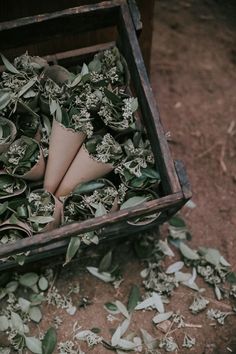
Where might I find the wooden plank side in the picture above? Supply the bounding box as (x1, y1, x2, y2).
(0, 192, 184, 258)
(0, 2, 121, 50)
(117, 3, 181, 195)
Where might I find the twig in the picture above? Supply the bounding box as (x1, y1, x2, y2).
(184, 323, 202, 328)
(219, 142, 227, 173)
(195, 140, 221, 160)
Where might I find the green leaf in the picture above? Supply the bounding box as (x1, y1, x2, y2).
(88, 59, 102, 73)
(0, 315, 9, 331)
(18, 77, 37, 98)
(49, 99, 58, 115)
(95, 202, 107, 217)
(104, 88, 122, 105)
(127, 285, 141, 312)
(5, 280, 18, 293)
(204, 248, 221, 267)
(142, 168, 160, 180)
(169, 216, 186, 228)
(120, 196, 148, 210)
(19, 273, 39, 288)
(0, 53, 20, 74)
(99, 250, 112, 272)
(153, 311, 173, 324)
(115, 300, 130, 319)
(0, 201, 8, 216)
(73, 181, 105, 195)
(65, 237, 81, 265)
(18, 297, 31, 313)
(29, 307, 42, 323)
(25, 336, 42, 354)
(86, 267, 115, 283)
(30, 293, 45, 306)
(38, 277, 49, 291)
(166, 261, 184, 274)
(130, 97, 138, 112)
(0, 90, 11, 110)
(29, 216, 54, 224)
(179, 242, 199, 260)
(81, 63, 89, 76)
(69, 73, 82, 88)
(11, 312, 24, 333)
(104, 302, 118, 312)
(42, 327, 57, 354)
(226, 272, 236, 284)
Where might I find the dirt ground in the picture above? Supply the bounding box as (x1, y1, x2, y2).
(1, 0, 236, 353)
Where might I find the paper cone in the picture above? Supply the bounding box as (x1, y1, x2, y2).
(44, 65, 71, 85)
(0, 117, 17, 153)
(44, 118, 86, 194)
(11, 140, 45, 181)
(0, 219, 32, 238)
(0, 173, 27, 200)
(32, 190, 62, 233)
(55, 146, 114, 197)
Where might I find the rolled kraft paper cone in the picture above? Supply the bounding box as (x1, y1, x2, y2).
(0, 174, 27, 200)
(55, 146, 114, 197)
(44, 119, 86, 194)
(0, 219, 32, 238)
(44, 65, 71, 85)
(13, 146, 45, 181)
(39, 195, 62, 233)
(0, 118, 17, 153)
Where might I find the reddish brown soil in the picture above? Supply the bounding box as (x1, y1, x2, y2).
(1, 1, 236, 353)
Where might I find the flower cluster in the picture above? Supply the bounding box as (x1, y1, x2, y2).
(98, 89, 138, 131)
(85, 133, 123, 165)
(70, 110, 93, 137)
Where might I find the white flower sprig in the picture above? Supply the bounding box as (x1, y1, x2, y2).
(85, 133, 123, 165)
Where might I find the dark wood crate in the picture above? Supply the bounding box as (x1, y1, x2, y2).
(0, 0, 191, 270)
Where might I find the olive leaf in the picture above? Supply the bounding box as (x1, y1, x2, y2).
(169, 216, 186, 228)
(25, 336, 42, 354)
(38, 277, 49, 291)
(226, 272, 236, 284)
(18, 297, 31, 313)
(0, 53, 20, 74)
(0, 90, 11, 110)
(28, 216, 55, 224)
(115, 300, 130, 319)
(94, 202, 107, 217)
(127, 285, 141, 312)
(104, 302, 119, 314)
(153, 311, 173, 324)
(86, 266, 115, 283)
(18, 77, 37, 98)
(69, 73, 82, 88)
(5, 280, 18, 293)
(120, 196, 148, 210)
(140, 328, 158, 351)
(179, 242, 199, 260)
(88, 59, 102, 73)
(19, 273, 39, 288)
(10, 311, 25, 333)
(65, 236, 81, 265)
(166, 261, 184, 274)
(42, 327, 57, 354)
(204, 248, 221, 267)
(111, 325, 121, 347)
(73, 181, 105, 195)
(99, 250, 112, 272)
(29, 307, 42, 323)
(0, 315, 9, 331)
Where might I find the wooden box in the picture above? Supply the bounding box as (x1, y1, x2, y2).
(0, 0, 191, 270)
